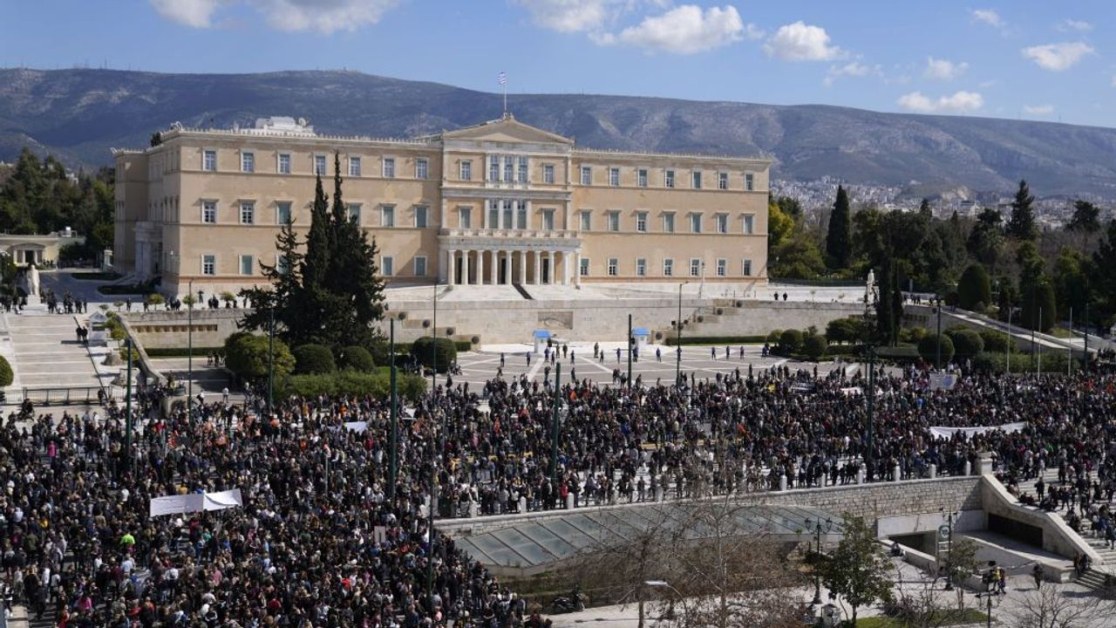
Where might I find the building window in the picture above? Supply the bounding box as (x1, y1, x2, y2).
(718, 172, 728, 190)
(665, 169, 675, 188)
(459, 206, 471, 229)
(607, 258, 618, 276)
(609, 167, 620, 187)
(488, 156, 499, 182)
(276, 202, 292, 225)
(690, 213, 702, 233)
(663, 212, 675, 233)
(460, 160, 472, 181)
(416, 158, 428, 180)
(607, 211, 620, 232)
(203, 150, 217, 172)
(347, 203, 362, 225)
(314, 155, 327, 176)
(716, 213, 728, 234)
(636, 211, 648, 232)
(637, 169, 648, 187)
(580, 166, 592, 185)
(692, 171, 702, 189)
(383, 158, 395, 178)
(503, 157, 514, 183)
(241, 152, 255, 173)
(202, 254, 216, 276)
(543, 164, 555, 184)
(415, 205, 429, 228)
(487, 200, 499, 228)
(743, 214, 755, 235)
(636, 258, 646, 276)
(690, 259, 702, 277)
(517, 157, 528, 183)
(382, 256, 394, 277)
(745, 173, 755, 191)
(743, 259, 753, 276)
(502, 200, 513, 229)
(414, 256, 427, 276)
(349, 156, 362, 177)
(240, 201, 255, 225)
(202, 200, 217, 224)
(516, 201, 527, 229)
(542, 209, 555, 231)
(663, 258, 674, 277)
(580, 258, 590, 276)
(382, 205, 395, 227)
(278, 153, 291, 174)
(277, 254, 291, 275)
(579, 210, 592, 231)
(240, 255, 254, 276)
(716, 258, 727, 277)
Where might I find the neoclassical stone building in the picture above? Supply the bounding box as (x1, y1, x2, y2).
(113, 115, 770, 298)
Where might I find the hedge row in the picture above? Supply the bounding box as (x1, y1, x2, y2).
(0, 355, 12, 387)
(144, 347, 224, 358)
(278, 369, 427, 402)
(663, 335, 769, 346)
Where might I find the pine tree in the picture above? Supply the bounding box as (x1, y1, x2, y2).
(1006, 179, 1038, 241)
(238, 217, 304, 337)
(826, 185, 851, 270)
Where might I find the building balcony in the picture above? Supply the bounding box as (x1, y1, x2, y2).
(439, 228, 578, 239)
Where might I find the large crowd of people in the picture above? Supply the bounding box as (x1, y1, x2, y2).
(2, 357, 1116, 626)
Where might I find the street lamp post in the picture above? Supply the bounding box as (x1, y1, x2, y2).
(863, 271, 878, 481)
(389, 318, 398, 501)
(942, 510, 957, 591)
(675, 282, 687, 387)
(935, 296, 943, 371)
(267, 303, 274, 417)
(627, 313, 633, 388)
(806, 517, 834, 605)
(124, 336, 133, 471)
(187, 278, 194, 418)
(551, 362, 562, 487)
(1005, 304, 1013, 375)
(431, 282, 438, 392)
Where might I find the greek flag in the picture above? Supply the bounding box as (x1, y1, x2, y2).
(497, 71, 507, 86)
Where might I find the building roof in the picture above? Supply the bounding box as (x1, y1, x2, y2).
(438, 114, 574, 146)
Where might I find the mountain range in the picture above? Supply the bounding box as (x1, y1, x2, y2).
(2, 68, 1115, 200)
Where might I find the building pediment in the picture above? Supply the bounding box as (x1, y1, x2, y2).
(440, 115, 573, 146)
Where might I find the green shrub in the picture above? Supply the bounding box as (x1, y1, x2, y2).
(778, 329, 803, 355)
(825, 317, 862, 344)
(338, 345, 375, 371)
(803, 334, 828, 361)
(280, 369, 427, 402)
(917, 334, 954, 365)
(145, 293, 165, 307)
(957, 264, 992, 310)
(411, 337, 457, 373)
(293, 344, 336, 374)
(225, 333, 294, 382)
(766, 329, 783, 344)
(979, 330, 1010, 353)
(0, 355, 12, 387)
(946, 329, 984, 360)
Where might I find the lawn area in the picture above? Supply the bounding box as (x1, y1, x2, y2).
(70, 271, 122, 281)
(853, 608, 986, 627)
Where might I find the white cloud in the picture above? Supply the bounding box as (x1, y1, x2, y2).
(513, 0, 617, 33)
(897, 90, 984, 114)
(971, 9, 1003, 28)
(743, 23, 765, 41)
(924, 57, 968, 81)
(150, 0, 223, 28)
(611, 5, 745, 54)
(1059, 19, 1092, 32)
(148, 0, 400, 33)
(1021, 42, 1094, 71)
(763, 21, 843, 62)
(1022, 104, 1054, 116)
(823, 62, 880, 86)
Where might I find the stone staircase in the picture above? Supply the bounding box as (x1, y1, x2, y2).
(1017, 467, 1116, 589)
(4, 307, 118, 407)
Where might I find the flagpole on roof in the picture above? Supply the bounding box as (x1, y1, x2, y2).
(499, 71, 508, 117)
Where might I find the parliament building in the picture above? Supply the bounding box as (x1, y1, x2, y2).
(113, 115, 770, 298)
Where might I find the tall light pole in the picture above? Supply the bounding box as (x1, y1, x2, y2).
(675, 282, 687, 387)
(864, 271, 878, 481)
(550, 362, 562, 487)
(389, 318, 398, 501)
(1005, 303, 1012, 375)
(187, 278, 194, 417)
(935, 296, 943, 371)
(124, 336, 133, 471)
(806, 517, 834, 605)
(267, 303, 274, 417)
(627, 313, 633, 388)
(431, 282, 438, 392)
(942, 510, 957, 591)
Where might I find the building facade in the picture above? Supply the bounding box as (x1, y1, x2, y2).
(114, 115, 771, 298)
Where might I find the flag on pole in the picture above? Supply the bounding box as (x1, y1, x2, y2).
(497, 71, 507, 86)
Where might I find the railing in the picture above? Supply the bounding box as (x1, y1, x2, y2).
(21, 386, 104, 406)
(439, 228, 579, 239)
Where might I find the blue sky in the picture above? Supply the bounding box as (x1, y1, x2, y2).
(3, 1, 1114, 128)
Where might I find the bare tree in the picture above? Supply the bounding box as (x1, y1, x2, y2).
(1007, 586, 1111, 628)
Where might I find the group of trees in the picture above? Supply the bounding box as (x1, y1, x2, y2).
(0, 148, 115, 262)
(776, 179, 1116, 337)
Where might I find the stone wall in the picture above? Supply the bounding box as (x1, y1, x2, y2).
(126, 309, 241, 349)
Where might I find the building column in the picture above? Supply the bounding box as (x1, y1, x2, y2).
(534, 252, 542, 286)
(446, 249, 456, 285)
(574, 251, 581, 287)
(562, 252, 570, 286)
(462, 250, 471, 285)
(548, 251, 556, 285)
(518, 250, 526, 284)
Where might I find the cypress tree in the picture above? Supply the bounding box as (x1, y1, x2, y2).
(826, 185, 852, 270)
(1006, 179, 1038, 241)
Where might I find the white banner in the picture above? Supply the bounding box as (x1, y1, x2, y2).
(929, 422, 1025, 440)
(343, 421, 368, 433)
(929, 372, 959, 391)
(149, 489, 243, 517)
